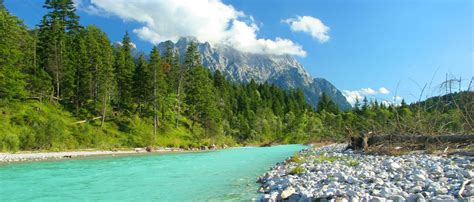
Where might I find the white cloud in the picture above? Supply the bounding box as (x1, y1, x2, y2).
(115, 41, 137, 50)
(80, 0, 306, 57)
(379, 87, 390, 94)
(283, 16, 330, 43)
(381, 100, 391, 106)
(342, 87, 393, 106)
(361, 88, 376, 95)
(342, 90, 364, 106)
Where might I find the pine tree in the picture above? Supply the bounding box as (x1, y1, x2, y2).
(317, 92, 339, 114)
(184, 42, 200, 69)
(115, 32, 135, 111)
(132, 54, 150, 114)
(37, 0, 81, 101)
(93, 27, 115, 127)
(183, 43, 220, 134)
(0, 6, 29, 99)
(149, 46, 166, 140)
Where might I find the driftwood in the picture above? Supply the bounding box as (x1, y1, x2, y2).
(350, 133, 474, 151)
(75, 116, 103, 124)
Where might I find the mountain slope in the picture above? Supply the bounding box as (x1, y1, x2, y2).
(158, 37, 351, 110)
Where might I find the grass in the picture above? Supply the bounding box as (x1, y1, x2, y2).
(0, 100, 238, 152)
(312, 153, 360, 167)
(313, 153, 344, 163)
(346, 159, 360, 167)
(289, 166, 305, 175)
(288, 153, 304, 164)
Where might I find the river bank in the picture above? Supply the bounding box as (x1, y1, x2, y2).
(0, 145, 227, 163)
(257, 144, 474, 202)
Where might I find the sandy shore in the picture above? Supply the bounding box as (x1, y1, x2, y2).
(0, 147, 209, 163)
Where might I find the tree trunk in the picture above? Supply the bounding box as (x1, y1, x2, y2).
(153, 62, 157, 143)
(175, 69, 184, 128)
(100, 93, 107, 128)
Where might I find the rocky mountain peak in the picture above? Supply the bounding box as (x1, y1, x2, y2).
(158, 37, 351, 110)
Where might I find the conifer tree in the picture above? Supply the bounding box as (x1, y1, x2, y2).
(115, 32, 135, 111)
(0, 6, 29, 99)
(37, 0, 81, 101)
(317, 92, 339, 114)
(149, 47, 166, 139)
(132, 54, 150, 114)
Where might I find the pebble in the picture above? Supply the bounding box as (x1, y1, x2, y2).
(257, 144, 473, 202)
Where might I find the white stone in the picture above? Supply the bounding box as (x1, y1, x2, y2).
(409, 186, 423, 193)
(281, 187, 296, 199)
(388, 162, 402, 170)
(370, 196, 386, 202)
(431, 195, 456, 202)
(462, 170, 474, 178)
(413, 174, 426, 181)
(389, 195, 405, 202)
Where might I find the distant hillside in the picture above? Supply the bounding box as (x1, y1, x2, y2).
(410, 91, 474, 113)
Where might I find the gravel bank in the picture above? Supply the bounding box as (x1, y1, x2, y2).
(0, 146, 218, 163)
(257, 144, 474, 202)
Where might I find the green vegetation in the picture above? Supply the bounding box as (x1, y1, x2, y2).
(313, 153, 343, 164)
(0, 1, 472, 152)
(289, 166, 305, 175)
(311, 153, 359, 167)
(288, 154, 304, 164)
(347, 159, 359, 167)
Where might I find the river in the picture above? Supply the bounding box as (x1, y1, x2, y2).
(0, 145, 305, 201)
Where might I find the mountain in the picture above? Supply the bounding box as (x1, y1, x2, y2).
(157, 37, 352, 110)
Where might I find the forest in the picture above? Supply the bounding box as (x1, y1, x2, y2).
(0, 0, 472, 152)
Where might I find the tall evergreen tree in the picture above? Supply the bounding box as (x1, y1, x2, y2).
(132, 54, 150, 114)
(149, 47, 166, 139)
(183, 43, 220, 134)
(115, 32, 135, 111)
(37, 0, 81, 101)
(317, 92, 339, 114)
(0, 6, 29, 99)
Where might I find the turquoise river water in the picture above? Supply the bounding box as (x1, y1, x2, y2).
(0, 145, 306, 201)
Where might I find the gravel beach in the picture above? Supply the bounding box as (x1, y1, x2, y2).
(0, 147, 205, 163)
(257, 144, 474, 202)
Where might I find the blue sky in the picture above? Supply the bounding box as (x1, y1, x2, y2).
(5, 0, 473, 104)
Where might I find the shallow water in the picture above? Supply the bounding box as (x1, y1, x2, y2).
(0, 145, 306, 201)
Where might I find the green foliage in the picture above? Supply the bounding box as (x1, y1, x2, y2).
(288, 154, 304, 164)
(289, 166, 305, 175)
(313, 154, 344, 164)
(0, 1, 470, 152)
(115, 32, 136, 111)
(347, 159, 359, 167)
(0, 7, 28, 99)
(317, 92, 339, 114)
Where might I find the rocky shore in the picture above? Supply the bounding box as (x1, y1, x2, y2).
(0, 144, 226, 163)
(257, 144, 474, 202)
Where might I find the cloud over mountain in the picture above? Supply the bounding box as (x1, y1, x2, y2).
(283, 16, 330, 43)
(343, 87, 395, 106)
(78, 0, 307, 57)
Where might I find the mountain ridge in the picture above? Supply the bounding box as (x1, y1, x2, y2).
(157, 37, 351, 110)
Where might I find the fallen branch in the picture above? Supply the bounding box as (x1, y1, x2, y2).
(75, 116, 103, 124)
